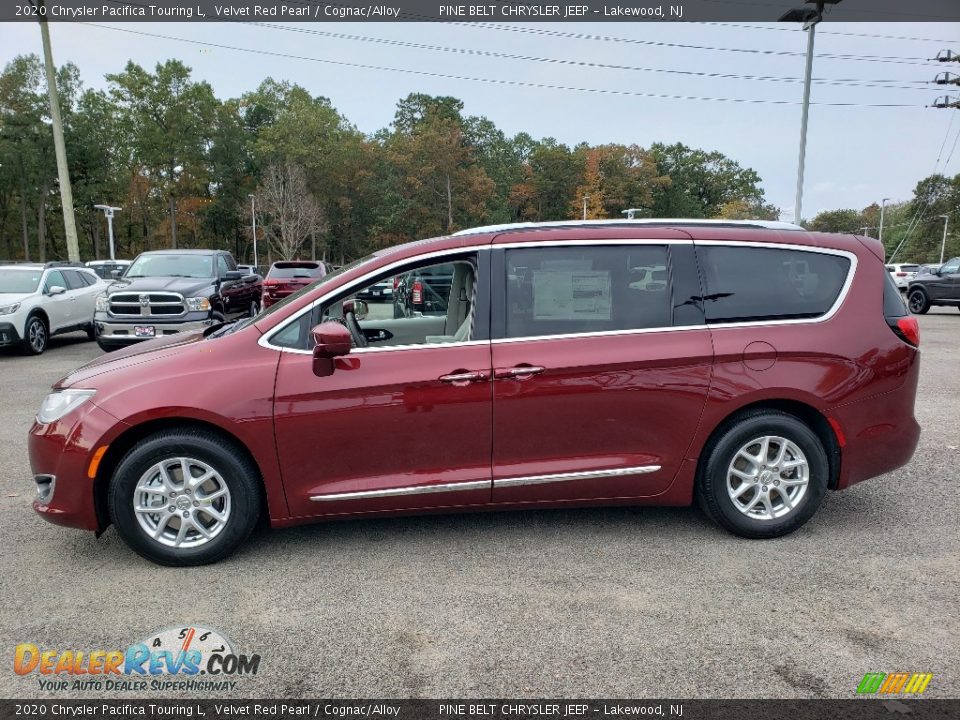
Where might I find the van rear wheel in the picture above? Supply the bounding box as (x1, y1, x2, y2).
(108, 429, 261, 566)
(697, 411, 828, 539)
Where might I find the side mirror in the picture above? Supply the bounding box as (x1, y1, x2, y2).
(343, 298, 368, 321)
(47, 285, 66, 296)
(224, 270, 245, 281)
(311, 321, 352, 377)
(110, 268, 122, 278)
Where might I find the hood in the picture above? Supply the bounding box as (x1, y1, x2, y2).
(54, 330, 209, 389)
(108, 276, 215, 297)
(0, 292, 31, 306)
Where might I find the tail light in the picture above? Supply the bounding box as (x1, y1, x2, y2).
(889, 316, 920, 347)
(896, 272, 907, 277)
(412, 280, 423, 304)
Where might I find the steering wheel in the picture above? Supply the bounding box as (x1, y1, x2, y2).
(343, 308, 368, 348)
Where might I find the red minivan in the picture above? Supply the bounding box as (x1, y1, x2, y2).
(28, 220, 921, 565)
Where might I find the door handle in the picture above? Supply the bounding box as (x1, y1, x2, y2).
(439, 370, 489, 384)
(494, 365, 546, 380)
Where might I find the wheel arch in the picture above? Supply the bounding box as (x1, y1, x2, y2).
(696, 398, 842, 492)
(93, 417, 270, 532)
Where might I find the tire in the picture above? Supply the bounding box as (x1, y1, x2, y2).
(21, 313, 48, 355)
(86, 324, 96, 341)
(249, 300, 259, 318)
(908, 289, 930, 315)
(108, 429, 262, 566)
(697, 410, 828, 539)
(96, 339, 121, 353)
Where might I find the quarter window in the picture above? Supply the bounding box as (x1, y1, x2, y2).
(504, 245, 672, 339)
(697, 246, 851, 323)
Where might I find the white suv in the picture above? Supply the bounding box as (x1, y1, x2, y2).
(0, 263, 108, 355)
(885, 263, 920, 290)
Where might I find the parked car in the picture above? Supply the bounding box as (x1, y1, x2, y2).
(0, 262, 106, 355)
(29, 219, 921, 565)
(906, 256, 960, 314)
(261, 261, 326, 309)
(884, 263, 920, 290)
(85, 260, 131, 280)
(237, 264, 262, 277)
(356, 278, 392, 303)
(92, 249, 262, 352)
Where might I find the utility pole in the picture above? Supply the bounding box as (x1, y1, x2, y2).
(582, 195, 590, 221)
(878, 198, 890, 247)
(94, 205, 120, 261)
(939, 214, 950, 264)
(248, 194, 258, 268)
(779, 0, 842, 226)
(35, 0, 80, 263)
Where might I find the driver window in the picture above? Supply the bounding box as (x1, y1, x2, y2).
(217, 255, 230, 278)
(321, 258, 477, 349)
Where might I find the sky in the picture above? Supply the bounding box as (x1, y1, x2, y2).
(2, 19, 959, 222)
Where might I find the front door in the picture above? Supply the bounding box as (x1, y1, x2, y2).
(42, 270, 72, 332)
(272, 252, 494, 518)
(490, 242, 713, 503)
(934, 257, 960, 300)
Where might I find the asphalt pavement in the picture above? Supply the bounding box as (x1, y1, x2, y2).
(0, 309, 957, 699)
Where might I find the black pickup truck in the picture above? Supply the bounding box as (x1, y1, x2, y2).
(392, 263, 455, 318)
(93, 249, 262, 351)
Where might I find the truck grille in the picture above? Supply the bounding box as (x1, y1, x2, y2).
(109, 292, 185, 317)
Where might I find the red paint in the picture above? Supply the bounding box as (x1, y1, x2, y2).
(29, 224, 921, 534)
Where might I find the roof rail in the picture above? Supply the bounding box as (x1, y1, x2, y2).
(43, 261, 85, 268)
(452, 218, 804, 236)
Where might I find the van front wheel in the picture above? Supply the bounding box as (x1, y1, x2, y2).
(697, 411, 828, 539)
(108, 429, 261, 566)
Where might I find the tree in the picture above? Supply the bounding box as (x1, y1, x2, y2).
(571, 143, 668, 219)
(257, 161, 325, 261)
(106, 60, 218, 248)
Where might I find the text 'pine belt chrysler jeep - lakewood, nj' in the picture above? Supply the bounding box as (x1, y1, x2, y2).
(93, 249, 262, 352)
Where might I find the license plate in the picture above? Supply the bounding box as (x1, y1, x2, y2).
(134, 326, 155, 338)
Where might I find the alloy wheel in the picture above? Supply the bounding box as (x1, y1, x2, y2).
(726, 436, 809, 521)
(133, 457, 232, 548)
(28, 319, 46, 353)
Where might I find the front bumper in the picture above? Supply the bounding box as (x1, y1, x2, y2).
(30, 402, 129, 531)
(0, 321, 23, 347)
(95, 314, 215, 343)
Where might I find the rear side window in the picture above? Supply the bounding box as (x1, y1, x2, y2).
(697, 246, 851, 323)
(504, 245, 672, 339)
(883, 268, 907, 318)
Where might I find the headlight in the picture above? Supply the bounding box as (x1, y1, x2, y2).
(186, 297, 211, 312)
(0, 302, 20, 315)
(37, 390, 96, 425)
(95, 295, 109, 312)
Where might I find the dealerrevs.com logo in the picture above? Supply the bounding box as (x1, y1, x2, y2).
(856, 672, 933, 695)
(14, 626, 260, 692)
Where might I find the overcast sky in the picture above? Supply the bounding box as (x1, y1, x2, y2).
(2, 19, 958, 221)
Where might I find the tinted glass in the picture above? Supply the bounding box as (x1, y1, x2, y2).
(267, 264, 324, 280)
(44, 270, 66, 292)
(941, 258, 960, 275)
(697, 246, 851, 323)
(505, 245, 671, 339)
(217, 255, 230, 277)
(901, 265, 920, 272)
(882, 268, 907, 318)
(61, 270, 85, 290)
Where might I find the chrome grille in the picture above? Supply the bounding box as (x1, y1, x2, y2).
(108, 292, 185, 317)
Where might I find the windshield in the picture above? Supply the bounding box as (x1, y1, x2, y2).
(126, 254, 214, 279)
(256, 255, 375, 321)
(0, 268, 43, 294)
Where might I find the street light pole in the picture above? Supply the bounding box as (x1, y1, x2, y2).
(94, 205, 120, 261)
(248, 194, 258, 268)
(939, 214, 950, 264)
(878, 197, 890, 247)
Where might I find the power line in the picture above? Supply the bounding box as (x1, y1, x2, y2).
(78, 23, 923, 109)
(250, 22, 931, 92)
(695, 22, 959, 44)
(457, 22, 939, 66)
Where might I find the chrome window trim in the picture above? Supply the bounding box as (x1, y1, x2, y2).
(309, 465, 661, 501)
(494, 465, 661, 489)
(259, 238, 858, 353)
(311, 479, 490, 502)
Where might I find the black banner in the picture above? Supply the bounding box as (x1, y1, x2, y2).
(2, 701, 960, 720)
(3, 0, 960, 23)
